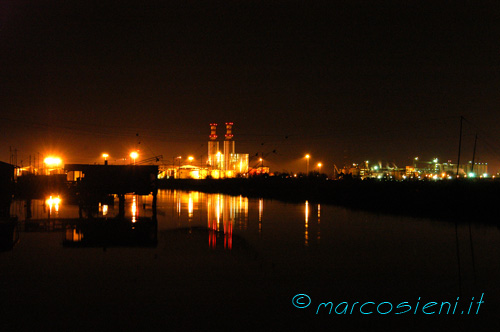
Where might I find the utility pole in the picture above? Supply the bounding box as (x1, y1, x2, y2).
(471, 133, 478, 175)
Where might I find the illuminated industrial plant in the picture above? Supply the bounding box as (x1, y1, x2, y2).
(159, 123, 249, 179)
(206, 122, 249, 178)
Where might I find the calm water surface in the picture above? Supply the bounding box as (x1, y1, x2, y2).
(1, 189, 499, 331)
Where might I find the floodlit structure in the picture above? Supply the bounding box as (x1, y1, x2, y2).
(158, 123, 249, 179)
(206, 122, 249, 178)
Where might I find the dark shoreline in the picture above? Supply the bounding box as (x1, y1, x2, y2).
(158, 177, 500, 225)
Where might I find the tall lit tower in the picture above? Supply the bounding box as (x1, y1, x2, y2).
(208, 123, 219, 169)
(224, 122, 235, 171)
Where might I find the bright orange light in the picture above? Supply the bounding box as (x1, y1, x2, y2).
(131, 196, 137, 223)
(130, 152, 138, 159)
(44, 157, 62, 166)
(46, 195, 61, 205)
(188, 156, 194, 162)
(318, 163, 322, 167)
(46, 195, 61, 213)
(102, 153, 109, 159)
(305, 154, 310, 159)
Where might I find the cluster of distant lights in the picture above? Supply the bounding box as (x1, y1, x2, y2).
(37, 153, 496, 181)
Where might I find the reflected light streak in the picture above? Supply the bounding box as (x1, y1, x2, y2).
(131, 195, 137, 223)
(258, 198, 263, 234)
(188, 193, 194, 219)
(46, 195, 61, 214)
(317, 204, 321, 242)
(216, 194, 221, 229)
(305, 200, 309, 246)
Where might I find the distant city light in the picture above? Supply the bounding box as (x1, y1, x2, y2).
(468, 172, 475, 178)
(433, 158, 438, 163)
(102, 153, 109, 160)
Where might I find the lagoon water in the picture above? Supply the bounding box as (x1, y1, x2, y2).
(1, 190, 499, 331)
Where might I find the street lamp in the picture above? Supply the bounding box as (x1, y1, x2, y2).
(259, 158, 263, 168)
(102, 153, 109, 165)
(130, 151, 138, 165)
(305, 154, 310, 174)
(44, 156, 62, 175)
(317, 162, 322, 174)
(188, 156, 194, 164)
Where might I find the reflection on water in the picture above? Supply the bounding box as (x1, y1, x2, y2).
(317, 203, 321, 243)
(131, 195, 137, 223)
(205, 193, 247, 250)
(159, 190, 249, 251)
(304, 200, 309, 246)
(258, 198, 263, 234)
(63, 217, 157, 248)
(45, 195, 61, 215)
(2, 189, 500, 330)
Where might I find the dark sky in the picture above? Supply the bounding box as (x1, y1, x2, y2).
(2, 0, 500, 172)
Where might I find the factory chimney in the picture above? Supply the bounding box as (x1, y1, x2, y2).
(208, 123, 219, 169)
(224, 122, 235, 172)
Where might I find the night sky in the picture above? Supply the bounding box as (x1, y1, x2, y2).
(2, 0, 500, 172)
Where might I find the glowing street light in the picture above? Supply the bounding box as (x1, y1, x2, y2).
(44, 156, 62, 175)
(102, 153, 109, 165)
(44, 157, 61, 166)
(130, 151, 139, 165)
(305, 154, 310, 174)
(188, 156, 194, 163)
(317, 162, 322, 173)
(259, 157, 263, 168)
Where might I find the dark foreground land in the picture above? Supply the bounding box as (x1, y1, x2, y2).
(159, 177, 500, 223)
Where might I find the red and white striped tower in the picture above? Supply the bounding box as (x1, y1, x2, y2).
(208, 123, 219, 169)
(224, 122, 235, 172)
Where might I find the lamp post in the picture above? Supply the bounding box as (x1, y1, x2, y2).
(317, 162, 322, 174)
(305, 154, 310, 174)
(102, 153, 109, 165)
